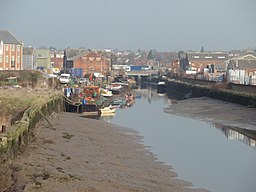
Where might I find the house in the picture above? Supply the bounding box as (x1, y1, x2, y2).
(35, 48, 51, 71)
(67, 51, 110, 76)
(227, 54, 256, 85)
(227, 54, 256, 72)
(169, 59, 180, 75)
(187, 52, 228, 72)
(63, 48, 88, 71)
(50, 50, 64, 69)
(0, 30, 23, 70)
(23, 47, 36, 70)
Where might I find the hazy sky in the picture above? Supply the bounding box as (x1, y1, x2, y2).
(1, 0, 255, 51)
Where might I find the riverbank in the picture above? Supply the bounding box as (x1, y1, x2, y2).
(0, 112, 207, 192)
(0, 88, 61, 128)
(164, 97, 256, 131)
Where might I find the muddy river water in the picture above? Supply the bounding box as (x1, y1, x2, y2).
(101, 88, 256, 192)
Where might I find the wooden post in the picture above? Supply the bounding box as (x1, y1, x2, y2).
(2, 125, 7, 133)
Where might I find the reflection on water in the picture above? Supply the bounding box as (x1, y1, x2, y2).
(100, 113, 116, 123)
(103, 86, 256, 192)
(214, 123, 256, 149)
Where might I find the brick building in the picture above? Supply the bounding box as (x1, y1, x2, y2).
(187, 52, 228, 72)
(0, 30, 23, 70)
(68, 51, 110, 76)
(50, 50, 64, 69)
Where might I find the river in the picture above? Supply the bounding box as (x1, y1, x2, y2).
(100, 87, 256, 192)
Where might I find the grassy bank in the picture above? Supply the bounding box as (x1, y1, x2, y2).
(0, 89, 61, 127)
(0, 89, 63, 161)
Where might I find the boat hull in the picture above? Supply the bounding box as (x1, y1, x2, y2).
(80, 104, 100, 117)
(157, 82, 167, 93)
(100, 107, 116, 114)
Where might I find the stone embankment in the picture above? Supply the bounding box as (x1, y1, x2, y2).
(167, 78, 256, 107)
(0, 94, 63, 162)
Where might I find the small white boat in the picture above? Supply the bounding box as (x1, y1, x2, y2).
(101, 88, 113, 97)
(157, 81, 166, 86)
(109, 103, 120, 109)
(157, 93, 165, 97)
(100, 106, 116, 114)
(102, 91, 113, 97)
(157, 81, 167, 93)
(100, 113, 116, 117)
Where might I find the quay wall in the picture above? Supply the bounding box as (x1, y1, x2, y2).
(167, 80, 256, 107)
(0, 95, 63, 162)
(172, 77, 256, 94)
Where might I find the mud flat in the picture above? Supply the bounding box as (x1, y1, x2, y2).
(0, 112, 207, 192)
(164, 97, 256, 131)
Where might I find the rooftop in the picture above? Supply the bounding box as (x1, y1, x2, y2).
(0, 30, 22, 45)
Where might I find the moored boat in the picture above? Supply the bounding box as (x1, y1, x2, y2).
(100, 88, 113, 97)
(80, 104, 101, 117)
(100, 106, 116, 114)
(109, 103, 121, 109)
(157, 81, 167, 93)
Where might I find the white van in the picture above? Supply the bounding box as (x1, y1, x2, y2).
(59, 73, 71, 84)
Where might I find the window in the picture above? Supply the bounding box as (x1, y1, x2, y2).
(11, 45, 15, 51)
(11, 56, 15, 67)
(205, 56, 212, 59)
(56, 54, 62, 58)
(5, 45, 8, 51)
(5, 55, 8, 63)
(11, 62, 15, 68)
(0, 43, 2, 53)
(0, 55, 2, 63)
(193, 56, 199, 59)
(17, 55, 20, 63)
(17, 45, 20, 52)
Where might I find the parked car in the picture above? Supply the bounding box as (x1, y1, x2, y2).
(59, 73, 71, 84)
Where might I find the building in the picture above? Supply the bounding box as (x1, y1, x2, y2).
(65, 48, 87, 59)
(169, 59, 180, 75)
(227, 54, 256, 85)
(227, 54, 256, 71)
(67, 51, 110, 76)
(23, 47, 36, 70)
(187, 52, 228, 72)
(50, 50, 64, 69)
(35, 48, 51, 70)
(0, 30, 23, 70)
(63, 48, 88, 72)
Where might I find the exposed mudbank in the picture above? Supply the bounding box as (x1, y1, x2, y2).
(0, 112, 207, 192)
